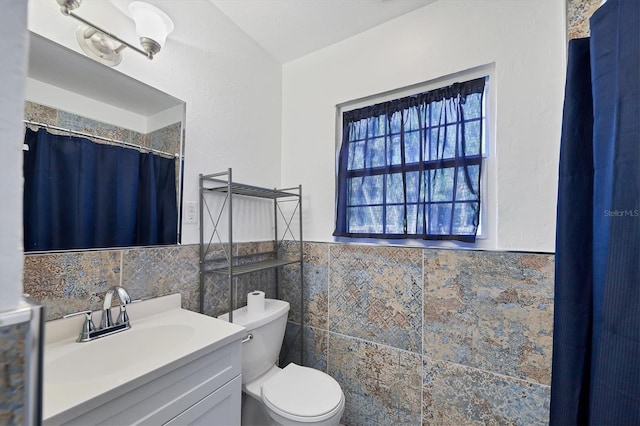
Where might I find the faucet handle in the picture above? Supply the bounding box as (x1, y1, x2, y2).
(63, 310, 96, 341)
(63, 309, 93, 320)
(116, 304, 129, 325)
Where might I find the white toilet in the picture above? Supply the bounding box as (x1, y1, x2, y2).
(219, 299, 345, 426)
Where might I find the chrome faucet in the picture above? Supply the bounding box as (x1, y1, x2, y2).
(100, 285, 132, 329)
(64, 285, 134, 342)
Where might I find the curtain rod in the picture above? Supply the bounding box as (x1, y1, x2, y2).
(23, 119, 180, 160)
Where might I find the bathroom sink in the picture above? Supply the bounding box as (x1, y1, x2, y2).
(45, 324, 195, 384)
(43, 294, 246, 423)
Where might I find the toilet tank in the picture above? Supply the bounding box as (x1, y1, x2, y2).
(218, 299, 289, 383)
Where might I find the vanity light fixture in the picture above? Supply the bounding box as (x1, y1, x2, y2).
(56, 0, 174, 66)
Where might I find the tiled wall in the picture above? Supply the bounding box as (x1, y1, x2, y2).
(0, 322, 28, 425)
(24, 245, 200, 321)
(279, 243, 554, 425)
(567, 0, 604, 39)
(24, 101, 182, 157)
(23, 241, 553, 426)
(22, 242, 279, 322)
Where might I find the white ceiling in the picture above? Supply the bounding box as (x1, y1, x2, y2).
(210, 0, 436, 63)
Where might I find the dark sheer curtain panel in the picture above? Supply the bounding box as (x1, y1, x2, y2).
(334, 77, 485, 242)
(23, 128, 178, 251)
(550, 0, 640, 424)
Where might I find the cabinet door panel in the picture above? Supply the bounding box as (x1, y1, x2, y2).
(165, 376, 241, 426)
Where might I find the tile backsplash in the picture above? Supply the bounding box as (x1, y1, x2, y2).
(23, 242, 277, 321)
(23, 245, 200, 320)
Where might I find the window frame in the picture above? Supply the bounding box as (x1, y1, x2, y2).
(334, 65, 496, 248)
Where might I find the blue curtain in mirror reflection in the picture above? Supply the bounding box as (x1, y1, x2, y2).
(23, 128, 178, 251)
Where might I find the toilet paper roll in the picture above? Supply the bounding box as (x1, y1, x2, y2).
(247, 290, 265, 317)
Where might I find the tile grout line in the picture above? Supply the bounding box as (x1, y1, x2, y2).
(422, 351, 552, 388)
(327, 330, 422, 358)
(326, 243, 332, 374)
(119, 250, 124, 286)
(421, 248, 425, 426)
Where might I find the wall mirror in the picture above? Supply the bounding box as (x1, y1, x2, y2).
(24, 31, 186, 252)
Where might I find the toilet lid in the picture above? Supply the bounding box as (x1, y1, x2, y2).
(261, 363, 343, 421)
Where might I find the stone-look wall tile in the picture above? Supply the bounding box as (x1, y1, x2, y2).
(279, 242, 329, 330)
(280, 324, 327, 372)
(423, 250, 554, 385)
(235, 267, 277, 308)
(237, 241, 275, 256)
(24, 251, 121, 320)
(23, 102, 184, 158)
(202, 242, 277, 318)
(236, 243, 277, 308)
(0, 322, 28, 426)
(567, 0, 603, 39)
(278, 263, 303, 323)
(121, 245, 199, 312)
(24, 101, 57, 124)
(329, 245, 422, 352)
(202, 272, 230, 318)
(57, 111, 131, 146)
(201, 243, 234, 317)
(148, 122, 182, 155)
(328, 333, 422, 426)
(423, 356, 550, 426)
(130, 131, 150, 149)
(206, 270, 276, 319)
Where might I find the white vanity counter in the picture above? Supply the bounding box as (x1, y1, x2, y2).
(43, 294, 245, 425)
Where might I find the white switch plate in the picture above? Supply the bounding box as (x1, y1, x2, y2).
(184, 201, 198, 224)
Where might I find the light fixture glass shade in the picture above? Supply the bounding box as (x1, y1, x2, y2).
(128, 2, 174, 52)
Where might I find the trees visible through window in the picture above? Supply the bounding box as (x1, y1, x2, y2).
(334, 77, 487, 243)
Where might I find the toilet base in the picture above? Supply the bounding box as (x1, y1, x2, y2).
(242, 392, 275, 426)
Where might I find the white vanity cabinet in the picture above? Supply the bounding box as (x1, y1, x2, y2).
(58, 341, 241, 425)
(43, 294, 246, 426)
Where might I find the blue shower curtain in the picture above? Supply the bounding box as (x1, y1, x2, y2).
(550, 0, 640, 424)
(23, 127, 178, 251)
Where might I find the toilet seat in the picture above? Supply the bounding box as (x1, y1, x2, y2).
(261, 363, 344, 422)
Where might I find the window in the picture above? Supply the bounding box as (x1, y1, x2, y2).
(334, 77, 487, 243)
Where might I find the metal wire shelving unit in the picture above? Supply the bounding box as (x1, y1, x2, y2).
(199, 168, 303, 364)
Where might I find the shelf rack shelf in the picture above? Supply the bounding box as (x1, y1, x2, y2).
(199, 168, 303, 364)
(204, 258, 302, 276)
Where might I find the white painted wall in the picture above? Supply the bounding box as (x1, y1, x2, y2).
(281, 0, 566, 252)
(24, 0, 564, 253)
(0, 0, 28, 313)
(28, 0, 283, 244)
